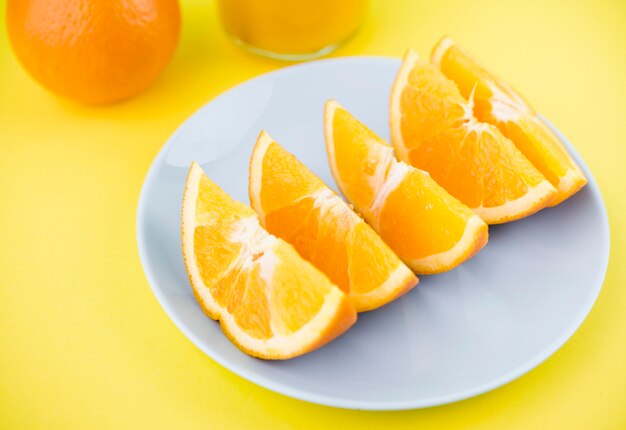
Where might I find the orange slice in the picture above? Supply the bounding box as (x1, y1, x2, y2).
(249, 132, 418, 312)
(182, 162, 356, 359)
(325, 100, 488, 274)
(390, 49, 557, 224)
(431, 37, 587, 206)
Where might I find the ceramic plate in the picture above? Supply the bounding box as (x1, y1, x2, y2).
(136, 57, 609, 410)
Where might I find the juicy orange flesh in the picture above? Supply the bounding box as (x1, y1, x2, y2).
(502, 116, 573, 184)
(330, 105, 477, 259)
(398, 60, 546, 209)
(435, 42, 585, 192)
(408, 124, 544, 208)
(346, 223, 401, 293)
(379, 170, 470, 258)
(258, 141, 404, 296)
(260, 142, 321, 214)
(269, 243, 331, 336)
(332, 108, 388, 210)
(400, 65, 468, 143)
(435, 44, 530, 121)
(221, 264, 272, 340)
(194, 226, 242, 297)
(192, 173, 332, 339)
(197, 174, 256, 223)
(265, 197, 352, 293)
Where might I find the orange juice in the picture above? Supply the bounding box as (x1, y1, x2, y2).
(218, 0, 368, 60)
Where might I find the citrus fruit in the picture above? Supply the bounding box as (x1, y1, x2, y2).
(325, 100, 488, 274)
(390, 49, 557, 224)
(431, 37, 587, 206)
(249, 131, 418, 312)
(182, 162, 356, 359)
(7, 0, 180, 104)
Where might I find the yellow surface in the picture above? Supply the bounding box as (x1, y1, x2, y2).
(1, 0, 625, 428)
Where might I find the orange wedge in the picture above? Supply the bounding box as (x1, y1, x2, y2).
(390, 49, 557, 224)
(182, 162, 356, 359)
(431, 37, 587, 206)
(249, 132, 418, 312)
(325, 100, 488, 274)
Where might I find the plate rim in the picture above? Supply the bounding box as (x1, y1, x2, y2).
(136, 56, 610, 410)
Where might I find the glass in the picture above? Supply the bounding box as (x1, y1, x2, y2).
(218, 0, 369, 61)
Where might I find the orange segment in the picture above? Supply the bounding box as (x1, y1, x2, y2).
(249, 132, 417, 312)
(431, 37, 587, 205)
(390, 49, 557, 224)
(182, 162, 356, 359)
(325, 100, 488, 274)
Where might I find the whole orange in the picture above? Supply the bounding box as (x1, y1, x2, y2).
(6, 0, 180, 104)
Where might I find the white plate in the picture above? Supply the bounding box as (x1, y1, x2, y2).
(136, 57, 609, 410)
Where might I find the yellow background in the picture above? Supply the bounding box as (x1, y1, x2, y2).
(1, 0, 625, 428)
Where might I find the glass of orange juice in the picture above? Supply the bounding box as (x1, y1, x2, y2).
(217, 0, 369, 61)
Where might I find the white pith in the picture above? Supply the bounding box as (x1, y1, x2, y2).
(430, 36, 454, 67)
(251, 132, 417, 310)
(226, 216, 278, 281)
(367, 158, 411, 229)
(183, 162, 354, 359)
(557, 168, 585, 195)
(432, 36, 531, 119)
(326, 102, 488, 274)
(391, 47, 559, 224)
